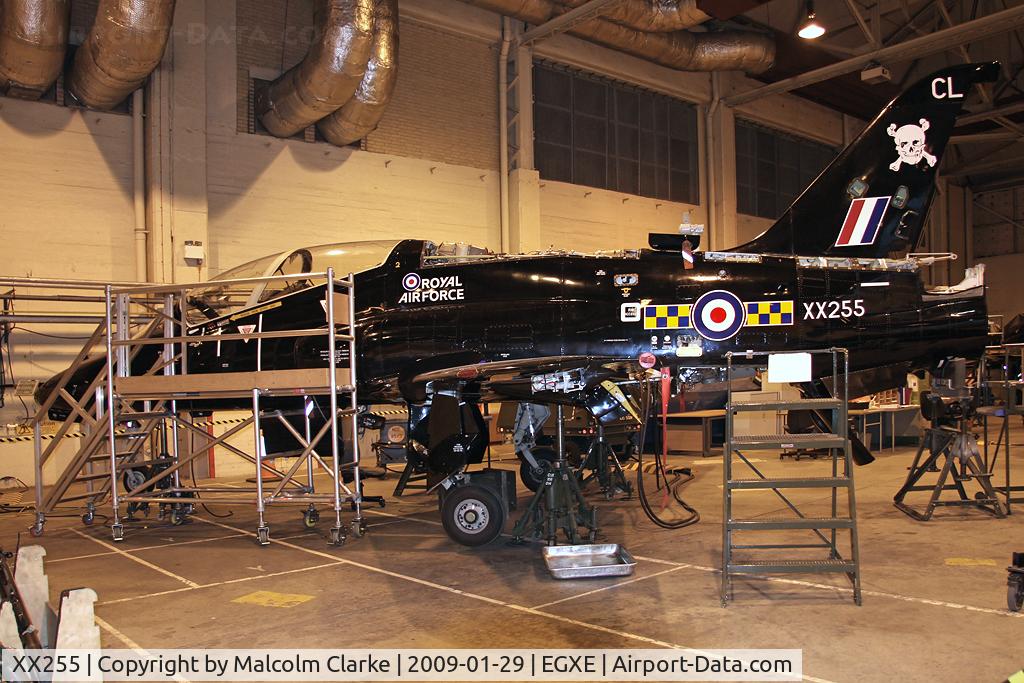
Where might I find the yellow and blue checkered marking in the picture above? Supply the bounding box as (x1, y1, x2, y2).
(642, 300, 795, 330)
(745, 300, 794, 327)
(644, 304, 692, 330)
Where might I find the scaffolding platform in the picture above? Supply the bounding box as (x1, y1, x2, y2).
(20, 269, 365, 546)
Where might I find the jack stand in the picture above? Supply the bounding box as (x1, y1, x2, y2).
(578, 425, 632, 500)
(511, 405, 598, 545)
(894, 425, 1006, 521)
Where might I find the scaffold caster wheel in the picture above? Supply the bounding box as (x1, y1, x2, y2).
(1009, 576, 1024, 612)
(329, 527, 346, 547)
(170, 509, 187, 526)
(351, 519, 365, 538)
(82, 511, 95, 526)
(111, 524, 124, 542)
(256, 526, 270, 546)
(303, 508, 320, 529)
(29, 522, 44, 538)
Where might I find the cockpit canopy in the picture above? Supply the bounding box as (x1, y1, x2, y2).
(186, 240, 401, 325)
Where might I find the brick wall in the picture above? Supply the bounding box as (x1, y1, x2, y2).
(235, 0, 314, 133)
(69, 0, 100, 43)
(233, 2, 498, 170)
(365, 19, 498, 171)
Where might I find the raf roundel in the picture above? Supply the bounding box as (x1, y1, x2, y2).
(691, 289, 745, 342)
(402, 273, 422, 292)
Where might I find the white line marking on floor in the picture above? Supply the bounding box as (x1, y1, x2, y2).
(531, 566, 686, 609)
(272, 532, 317, 541)
(192, 516, 834, 683)
(365, 508, 442, 526)
(631, 554, 1024, 619)
(95, 614, 143, 649)
(48, 533, 246, 564)
(94, 616, 191, 683)
(359, 505, 1024, 622)
(365, 518, 411, 529)
(71, 528, 200, 588)
(97, 561, 346, 606)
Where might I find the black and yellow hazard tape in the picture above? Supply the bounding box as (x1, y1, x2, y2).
(620, 461, 692, 475)
(372, 409, 408, 417)
(0, 434, 42, 444)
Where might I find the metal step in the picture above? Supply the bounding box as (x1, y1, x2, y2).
(84, 451, 138, 461)
(115, 411, 168, 421)
(72, 473, 114, 483)
(727, 559, 857, 574)
(728, 476, 851, 490)
(731, 398, 841, 412)
(728, 516, 855, 531)
(731, 433, 846, 450)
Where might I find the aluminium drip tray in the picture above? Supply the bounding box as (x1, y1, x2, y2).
(542, 544, 636, 580)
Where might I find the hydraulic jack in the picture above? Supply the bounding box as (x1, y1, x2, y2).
(894, 425, 1006, 521)
(511, 405, 598, 545)
(577, 424, 632, 500)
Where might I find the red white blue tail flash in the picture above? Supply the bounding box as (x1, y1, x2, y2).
(835, 196, 891, 247)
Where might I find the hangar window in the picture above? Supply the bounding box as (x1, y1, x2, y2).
(973, 187, 1024, 258)
(533, 61, 699, 204)
(735, 120, 836, 219)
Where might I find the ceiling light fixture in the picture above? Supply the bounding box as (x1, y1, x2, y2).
(798, 0, 826, 40)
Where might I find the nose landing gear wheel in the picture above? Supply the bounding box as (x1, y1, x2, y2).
(519, 447, 556, 492)
(441, 485, 505, 547)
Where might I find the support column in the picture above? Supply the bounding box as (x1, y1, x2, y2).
(508, 43, 534, 173)
(505, 33, 540, 253)
(509, 168, 542, 253)
(709, 100, 737, 251)
(146, 0, 210, 283)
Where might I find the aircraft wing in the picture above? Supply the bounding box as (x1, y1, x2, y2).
(411, 355, 633, 388)
(409, 355, 642, 419)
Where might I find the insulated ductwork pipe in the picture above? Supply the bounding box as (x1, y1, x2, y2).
(0, 0, 70, 99)
(67, 0, 177, 110)
(318, 0, 398, 147)
(461, 0, 774, 73)
(257, 0, 375, 139)
(575, 15, 775, 73)
(567, 0, 710, 33)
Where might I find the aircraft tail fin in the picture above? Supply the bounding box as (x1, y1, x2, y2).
(731, 63, 999, 258)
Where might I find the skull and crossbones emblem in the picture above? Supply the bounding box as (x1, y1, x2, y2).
(887, 118, 936, 172)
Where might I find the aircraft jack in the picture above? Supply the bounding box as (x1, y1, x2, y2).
(577, 424, 632, 500)
(511, 406, 598, 545)
(894, 426, 1006, 521)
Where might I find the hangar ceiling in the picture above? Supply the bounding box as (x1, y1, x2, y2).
(737, 0, 1024, 191)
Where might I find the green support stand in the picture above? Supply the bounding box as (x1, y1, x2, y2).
(511, 405, 598, 545)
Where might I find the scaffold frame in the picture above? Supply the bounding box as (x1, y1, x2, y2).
(15, 269, 364, 546)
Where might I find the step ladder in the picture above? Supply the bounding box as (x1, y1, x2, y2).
(979, 342, 1024, 512)
(721, 348, 862, 606)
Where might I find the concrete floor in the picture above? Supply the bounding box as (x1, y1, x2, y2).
(3, 429, 1024, 683)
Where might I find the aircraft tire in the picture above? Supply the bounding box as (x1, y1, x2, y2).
(519, 447, 556, 492)
(441, 484, 505, 547)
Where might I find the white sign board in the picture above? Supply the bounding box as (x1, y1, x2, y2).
(767, 352, 812, 384)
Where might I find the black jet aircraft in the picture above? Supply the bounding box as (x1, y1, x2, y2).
(40, 63, 998, 544)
